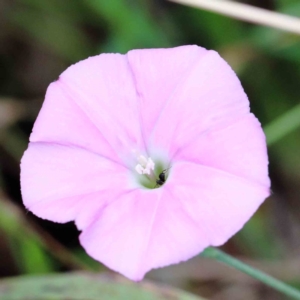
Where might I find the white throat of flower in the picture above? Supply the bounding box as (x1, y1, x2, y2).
(135, 155, 155, 175)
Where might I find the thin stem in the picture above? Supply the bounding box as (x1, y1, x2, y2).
(202, 247, 300, 299)
(168, 0, 300, 35)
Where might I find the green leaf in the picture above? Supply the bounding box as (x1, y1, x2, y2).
(0, 272, 207, 300)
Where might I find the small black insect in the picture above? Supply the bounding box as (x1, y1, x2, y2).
(155, 167, 171, 188)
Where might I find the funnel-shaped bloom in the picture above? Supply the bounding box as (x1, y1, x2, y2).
(21, 45, 270, 280)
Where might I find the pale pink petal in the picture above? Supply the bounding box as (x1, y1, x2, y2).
(174, 114, 270, 187)
(166, 161, 270, 247)
(75, 188, 127, 231)
(30, 81, 116, 162)
(147, 161, 269, 277)
(80, 188, 209, 281)
(126, 45, 207, 138)
(21, 142, 131, 226)
(58, 54, 145, 165)
(80, 159, 269, 280)
(147, 48, 250, 157)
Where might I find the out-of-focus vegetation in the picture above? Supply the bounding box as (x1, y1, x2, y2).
(0, 272, 207, 300)
(0, 0, 300, 299)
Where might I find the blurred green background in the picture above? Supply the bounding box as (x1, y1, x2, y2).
(0, 0, 300, 299)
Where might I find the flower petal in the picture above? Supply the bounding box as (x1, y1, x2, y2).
(166, 161, 270, 246)
(80, 159, 269, 280)
(30, 81, 116, 162)
(126, 45, 208, 138)
(79, 188, 209, 281)
(174, 114, 270, 187)
(147, 47, 250, 156)
(21, 142, 131, 227)
(57, 54, 145, 165)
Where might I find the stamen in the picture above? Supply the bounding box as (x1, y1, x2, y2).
(135, 155, 155, 175)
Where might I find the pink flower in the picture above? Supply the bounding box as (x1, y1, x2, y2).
(20, 45, 270, 280)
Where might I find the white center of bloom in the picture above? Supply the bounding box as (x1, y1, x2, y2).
(135, 155, 155, 175)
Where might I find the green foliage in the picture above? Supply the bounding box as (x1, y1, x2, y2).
(250, 2, 300, 64)
(264, 103, 300, 146)
(0, 273, 206, 300)
(8, 3, 93, 61)
(173, 5, 245, 48)
(0, 199, 54, 274)
(84, 0, 177, 52)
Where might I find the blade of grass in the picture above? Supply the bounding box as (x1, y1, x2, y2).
(168, 0, 300, 35)
(264, 103, 300, 146)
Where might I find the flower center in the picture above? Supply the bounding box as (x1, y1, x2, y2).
(135, 155, 155, 175)
(135, 155, 169, 189)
